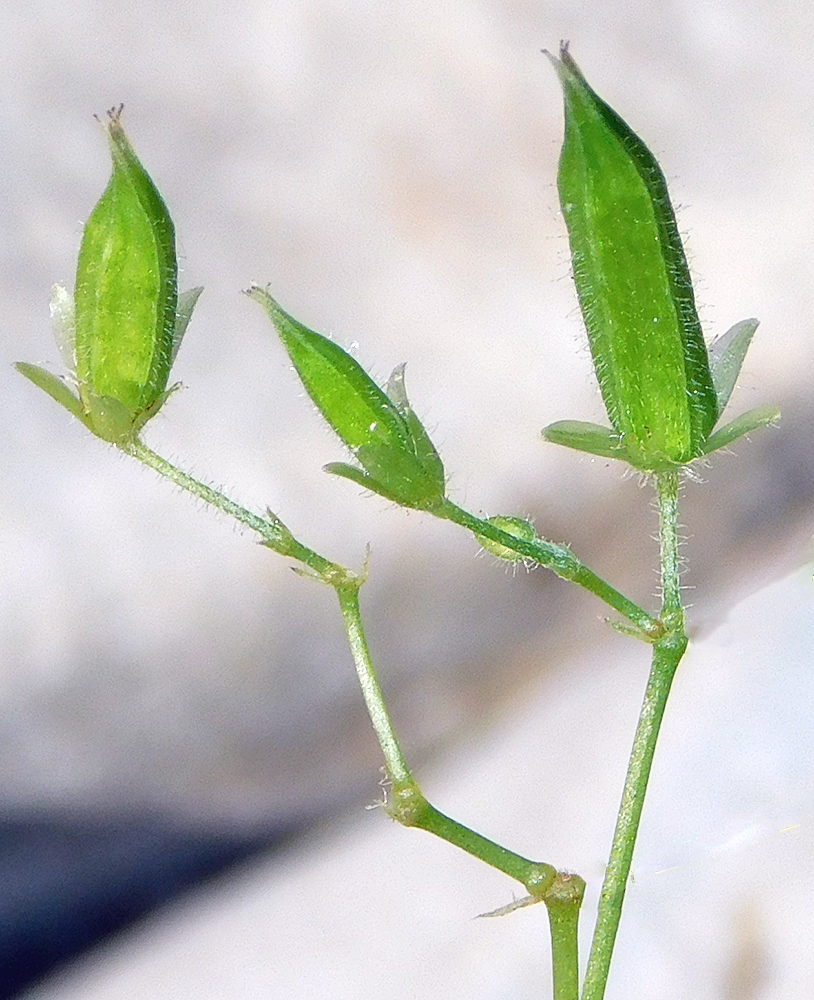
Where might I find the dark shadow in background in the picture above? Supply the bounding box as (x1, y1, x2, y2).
(0, 806, 305, 999)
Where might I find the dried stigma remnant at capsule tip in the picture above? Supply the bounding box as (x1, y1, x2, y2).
(541, 43, 778, 471)
(18, 107, 202, 446)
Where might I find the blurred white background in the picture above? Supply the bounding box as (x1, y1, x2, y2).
(2, 0, 813, 997)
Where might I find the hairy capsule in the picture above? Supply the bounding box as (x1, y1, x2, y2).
(248, 286, 446, 509)
(542, 44, 777, 470)
(18, 107, 201, 445)
(72, 105, 179, 442)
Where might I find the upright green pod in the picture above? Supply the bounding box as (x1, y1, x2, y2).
(18, 107, 201, 445)
(542, 44, 777, 470)
(550, 45, 716, 470)
(73, 105, 179, 441)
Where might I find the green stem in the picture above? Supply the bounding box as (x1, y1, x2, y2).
(545, 873, 586, 1000)
(581, 470, 687, 1000)
(130, 440, 561, 893)
(396, 793, 556, 891)
(129, 439, 338, 578)
(335, 583, 411, 786)
(437, 499, 658, 635)
(335, 583, 558, 892)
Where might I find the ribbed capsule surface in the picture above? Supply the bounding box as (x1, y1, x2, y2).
(74, 106, 178, 432)
(551, 44, 718, 471)
(248, 286, 446, 509)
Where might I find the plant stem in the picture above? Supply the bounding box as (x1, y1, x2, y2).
(130, 439, 563, 893)
(437, 499, 659, 635)
(581, 470, 687, 1000)
(335, 583, 412, 786)
(129, 440, 338, 578)
(397, 795, 556, 890)
(545, 873, 586, 1000)
(335, 583, 559, 892)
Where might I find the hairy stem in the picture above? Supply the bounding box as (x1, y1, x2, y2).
(129, 439, 339, 578)
(581, 470, 687, 1000)
(437, 499, 659, 635)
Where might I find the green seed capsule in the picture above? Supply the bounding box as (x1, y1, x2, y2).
(547, 45, 718, 471)
(542, 44, 777, 469)
(17, 108, 202, 445)
(247, 286, 446, 509)
(72, 105, 179, 442)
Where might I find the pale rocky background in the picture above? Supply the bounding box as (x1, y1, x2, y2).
(2, 0, 813, 998)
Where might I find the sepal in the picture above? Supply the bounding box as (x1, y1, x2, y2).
(542, 420, 627, 460)
(709, 318, 759, 417)
(15, 363, 90, 429)
(172, 287, 204, 365)
(700, 405, 780, 456)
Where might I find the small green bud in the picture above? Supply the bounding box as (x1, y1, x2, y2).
(247, 286, 446, 510)
(542, 44, 778, 470)
(18, 107, 201, 445)
(475, 515, 537, 560)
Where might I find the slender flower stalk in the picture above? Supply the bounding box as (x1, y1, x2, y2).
(581, 472, 687, 1000)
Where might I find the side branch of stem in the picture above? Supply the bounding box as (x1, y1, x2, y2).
(437, 499, 658, 634)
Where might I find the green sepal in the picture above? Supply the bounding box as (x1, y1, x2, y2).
(172, 287, 204, 365)
(542, 419, 627, 460)
(17, 361, 180, 446)
(700, 405, 780, 457)
(548, 43, 718, 471)
(80, 391, 143, 445)
(323, 461, 415, 505)
(248, 285, 446, 509)
(15, 363, 91, 430)
(385, 363, 445, 488)
(21, 281, 197, 448)
(709, 318, 759, 417)
(50, 284, 77, 373)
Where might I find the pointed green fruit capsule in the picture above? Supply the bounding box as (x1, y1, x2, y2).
(542, 44, 777, 469)
(74, 106, 179, 442)
(546, 43, 718, 470)
(247, 286, 446, 510)
(18, 107, 201, 446)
